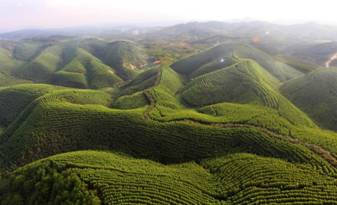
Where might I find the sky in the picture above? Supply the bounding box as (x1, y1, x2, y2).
(1, 0, 337, 32)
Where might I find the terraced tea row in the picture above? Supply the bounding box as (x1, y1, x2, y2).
(2, 151, 337, 204)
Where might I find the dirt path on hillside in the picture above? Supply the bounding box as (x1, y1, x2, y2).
(325, 52, 337, 68)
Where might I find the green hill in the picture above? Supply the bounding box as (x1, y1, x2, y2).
(171, 43, 303, 81)
(281, 67, 337, 130)
(0, 41, 27, 86)
(2, 151, 337, 204)
(13, 43, 64, 82)
(7, 39, 149, 88)
(3, 28, 337, 204)
(180, 59, 315, 127)
(2, 68, 337, 204)
(289, 42, 337, 66)
(52, 48, 123, 89)
(12, 39, 49, 61)
(0, 84, 59, 128)
(81, 39, 149, 80)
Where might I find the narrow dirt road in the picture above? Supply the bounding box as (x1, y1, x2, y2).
(325, 52, 337, 68)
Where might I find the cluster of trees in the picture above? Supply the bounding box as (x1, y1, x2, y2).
(0, 161, 100, 205)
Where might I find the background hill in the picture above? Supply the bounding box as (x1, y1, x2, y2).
(0, 38, 151, 89)
(171, 43, 302, 81)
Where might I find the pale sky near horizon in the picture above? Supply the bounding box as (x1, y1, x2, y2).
(1, 0, 337, 32)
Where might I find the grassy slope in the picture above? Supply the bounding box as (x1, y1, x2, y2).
(2, 66, 337, 204)
(12, 40, 47, 61)
(0, 45, 27, 86)
(81, 40, 148, 80)
(53, 48, 123, 89)
(1, 66, 335, 170)
(171, 43, 302, 81)
(3, 39, 337, 204)
(203, 153, 337, 204)
(2, 151, 337, 204)
(13, 44, 63, 82)
(0, 84, 60, 128)
(180, 59, 315, 127)
(11, 40, 124, 89)
(281, 67, 337, 130)
(0, 38, 148, 89)
(0, 82, 331, 171)
(276, 55, 319, 73)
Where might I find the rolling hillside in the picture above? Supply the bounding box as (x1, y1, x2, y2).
(0, 41, 27, 86)
(3, 23, 337, 204)
(171, 43, 302, 81)
(0, 38, 149, 89)
(281, 67, 337, 130)
(81, 39, 149, 80)
(2, 151, 337, 204)
(288, 42, 337, 67)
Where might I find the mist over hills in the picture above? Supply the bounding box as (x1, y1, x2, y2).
(2, 21, 337, 204)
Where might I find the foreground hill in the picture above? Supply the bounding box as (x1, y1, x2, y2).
(2, 151, 337, 204)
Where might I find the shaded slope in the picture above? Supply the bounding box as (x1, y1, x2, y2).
(0, 84, 59, 128)
(281, 67, 337, 130)
(289, 42, 337, 67)
(172, 43, 302, 81)
(12, 39, 49, 61)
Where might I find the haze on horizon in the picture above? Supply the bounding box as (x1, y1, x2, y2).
(1, 0, 337, 32)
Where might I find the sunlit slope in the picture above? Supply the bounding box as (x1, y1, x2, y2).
(13, 43, 122, 88)
(0, 66, 333, 170)
(53, 48, 123, 88)
(171, 43, 302, 81)
(180, 59, 315, 127)
(281, 67, 337, 130)
(0, 42, 27, 86)
(203, 153, 337, 204)
(112, 68, 160, 109)
(9, 39, 149, 88)
(2, 151, 337, 205)
(3, 37, 337, 204)
(13, 43, 63, 82)
(2, 66, 337, 204)
(81, 39, 149, 80)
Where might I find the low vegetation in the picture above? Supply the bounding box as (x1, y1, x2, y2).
(2, 32, 337, 204)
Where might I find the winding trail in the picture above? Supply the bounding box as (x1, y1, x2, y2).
(325, 52, 337, 68)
